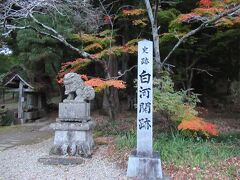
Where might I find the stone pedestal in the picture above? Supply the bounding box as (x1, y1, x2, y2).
(127, 151, 163, 180)
(50, 101, 95, 157)
(58, 102, 90, 122)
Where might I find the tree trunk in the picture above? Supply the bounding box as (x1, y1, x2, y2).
(102, 55, 120, 120)
(144, 0, 162, 75)
(152, 24, 161, 71)
(51, 63, 64, 101)
(103, 86, 119, 120)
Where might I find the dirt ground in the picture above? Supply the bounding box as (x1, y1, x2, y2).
(0, 114, 54, 151)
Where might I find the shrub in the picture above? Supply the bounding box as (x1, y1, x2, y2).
(178, 117, 219, 137)
(153, 71, 218, 137)
(153, 71, 199, 122)
(0, 113, 13, 126)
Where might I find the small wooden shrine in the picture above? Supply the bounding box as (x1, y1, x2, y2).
(4, 74, 45, 124)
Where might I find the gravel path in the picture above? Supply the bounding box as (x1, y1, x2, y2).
(0, 139, 126, 180)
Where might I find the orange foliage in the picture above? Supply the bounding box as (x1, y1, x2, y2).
(223, 0, 238, 4)
(60, 58, 88, 70)
(73, 33, 111, 44)
(233, 16, 240, 24)
(216, 17, 235, 26)
(105, 80, 126, 89)
(132, 19, 147, 26)
(193, 7, 224, 15)
(178, 7, 224, 22)
(57, 58, 90, 83)
(57, 75, 126, 91)
(122, 9, 145, 16)
(198, 0, 212, 8)
(83, 43, 103, 52)
(178, 117, 218, 136)
(103, 15, 112, 23)
(177, 0, 238, 25)
(93, 45, 137, 59)
(57, 78, 64, 84)
(84, 78, 105, 87)
(80, 74, 88, 81)
(85, 78, 126, 90)
(178, 13, 199, 22)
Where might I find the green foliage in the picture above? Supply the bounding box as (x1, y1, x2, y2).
(210, 28, 240, 49)
(168, 18, 190, 34)
(0, 114, 13, 126)
(0, 108, 13, 126)
(157, 8, 180, 32)
(14, 14, 71, 88)
(15, 13, 76, 62)
(0, 55, 18, 74)
(160, 33, 177, 46)
(153, 72, 199, 122)
(71, 33, 115, 50)
(16, 29, 63, 62)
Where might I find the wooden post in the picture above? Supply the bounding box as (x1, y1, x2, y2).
(0, 88, 2, 103)
(18, 81, 24, 124)
(2, 88, 5, 104)
(38, 94, 42, 109)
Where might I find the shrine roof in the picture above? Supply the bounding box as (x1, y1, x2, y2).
(4, 74, 34, 89)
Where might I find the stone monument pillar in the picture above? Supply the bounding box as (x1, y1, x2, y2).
(127, 40, 163, 179)
(50, 73, 95, 157)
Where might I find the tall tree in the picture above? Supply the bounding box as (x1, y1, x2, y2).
(143, 0, 240, 72)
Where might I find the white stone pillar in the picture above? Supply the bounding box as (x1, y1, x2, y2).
(137, 40, 153, 155)
(127, 40, 163, 179)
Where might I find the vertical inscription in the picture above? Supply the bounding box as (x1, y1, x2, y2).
(137, 40, 153, 155)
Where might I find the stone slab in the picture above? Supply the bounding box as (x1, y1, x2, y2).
(50, 121, 95, 131)
(127, 150, 164, 180)
(24, 110, 46, 120)
(59, 102, 90, 119)
(38, 156, 84, 165)
(56, 117, 91, 123)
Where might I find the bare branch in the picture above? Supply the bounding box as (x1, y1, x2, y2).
(28, 13, 95, 60)
(162, 4, 240, 65)
(0, 0, 103, 60)
(144, 0, 154, 27)
(192, 68, 213, 77)
(154, 0, 159, 25)
(111, 65, 137, 80)
(144, 0, 161, 70)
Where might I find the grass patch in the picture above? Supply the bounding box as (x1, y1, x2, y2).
(155, 132, 240, 167)
(115, 131, 240, 167)
(115, 129, 136, 149)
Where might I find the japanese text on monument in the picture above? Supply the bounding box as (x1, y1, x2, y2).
(137, 41, 153, 131)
